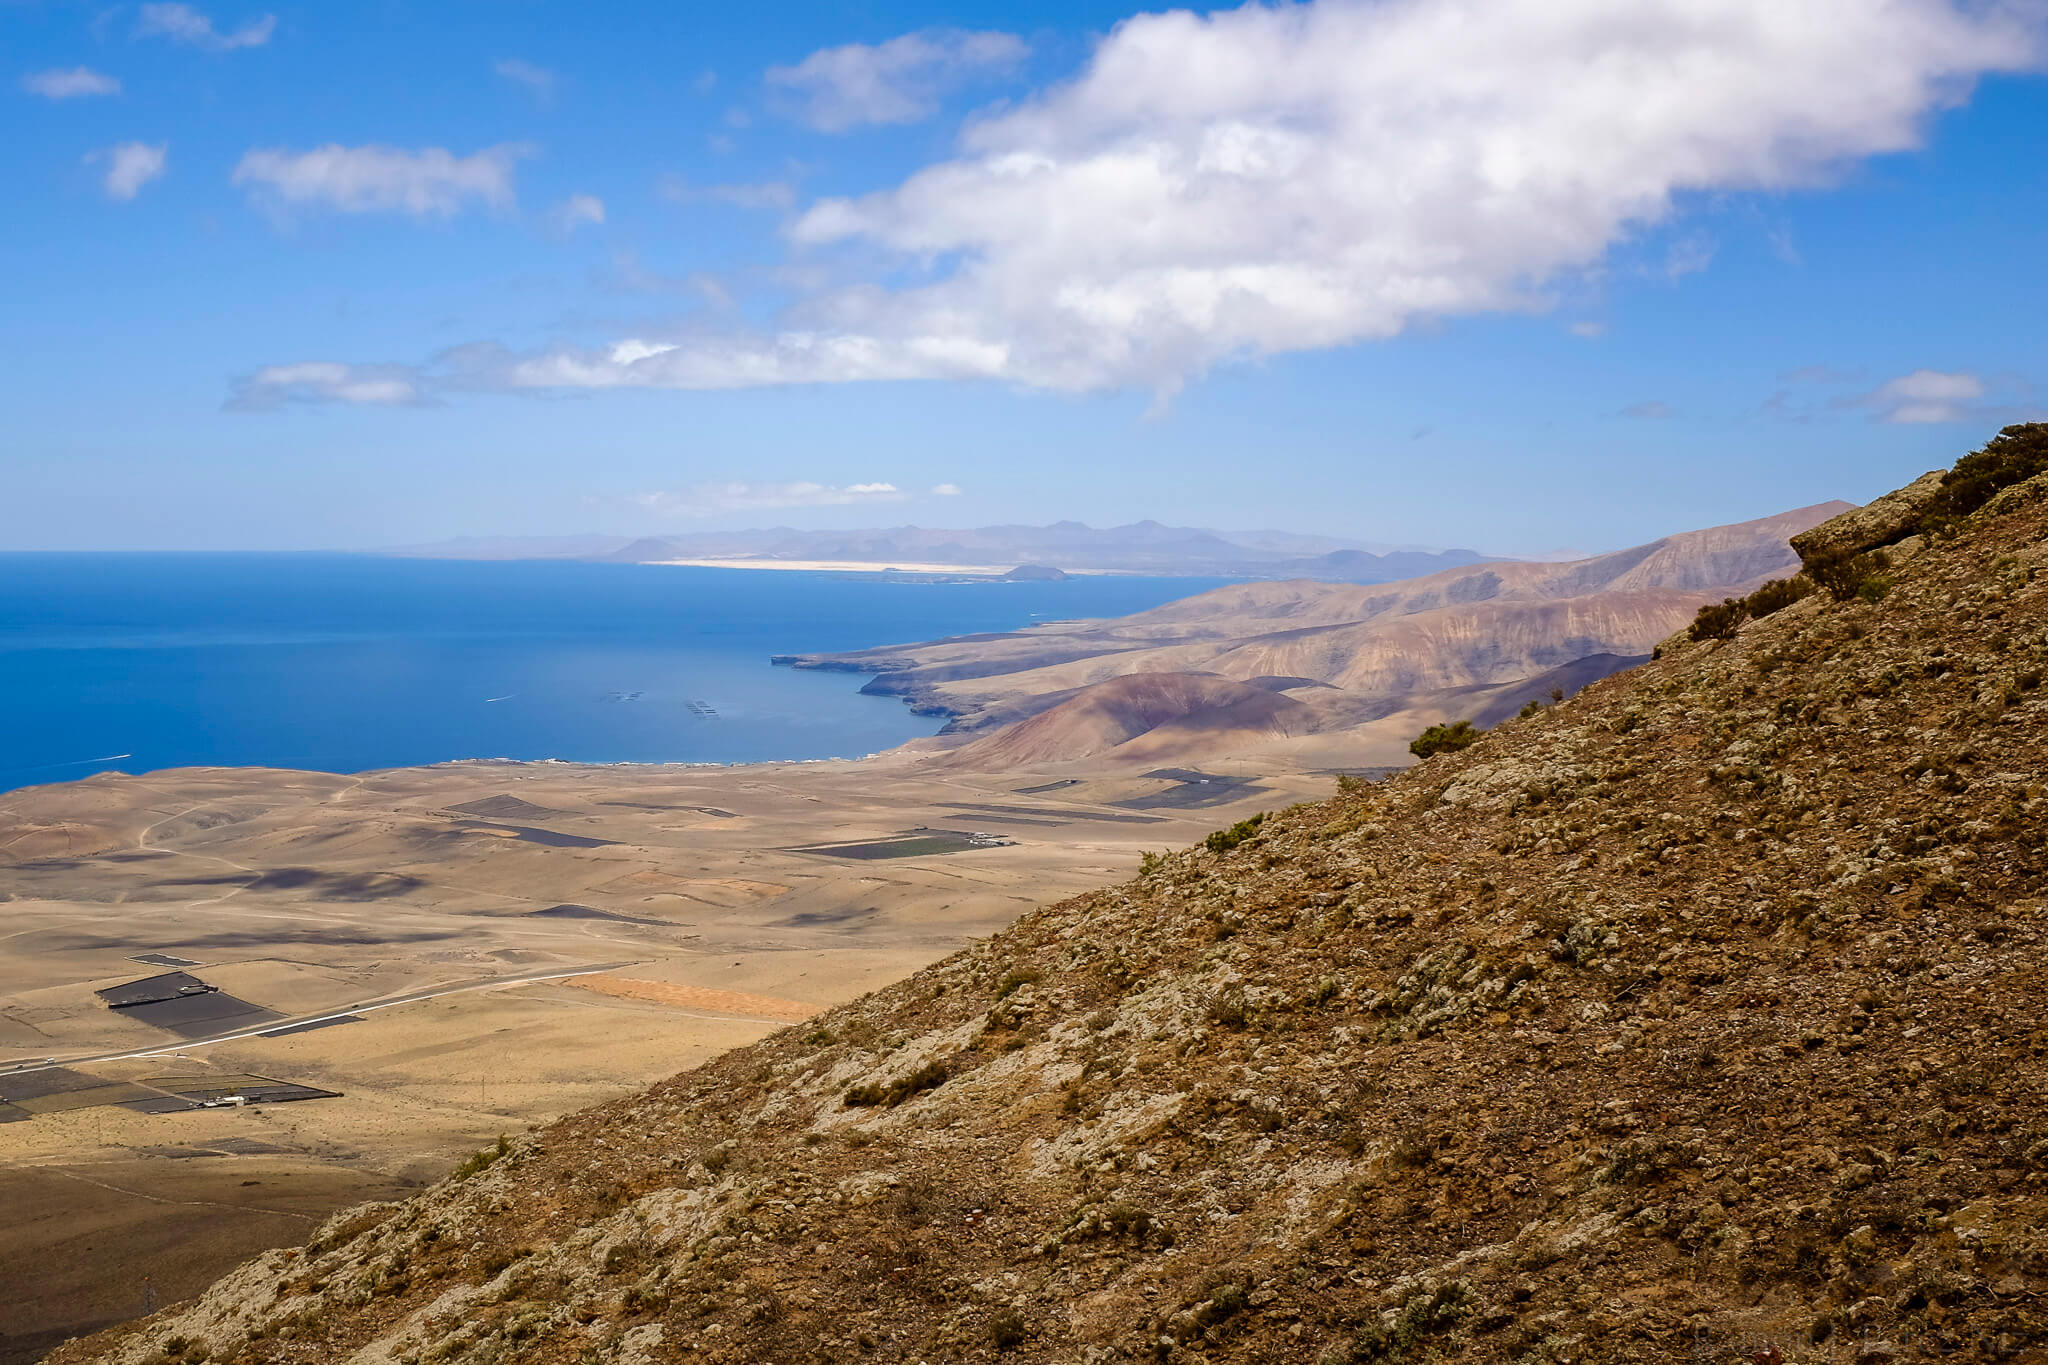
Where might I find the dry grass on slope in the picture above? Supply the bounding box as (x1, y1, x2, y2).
(53, 457, 2048, 1365)
(942, 672, 1317, 766)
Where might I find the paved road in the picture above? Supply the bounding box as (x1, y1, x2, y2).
(2, 962, 636, 1075)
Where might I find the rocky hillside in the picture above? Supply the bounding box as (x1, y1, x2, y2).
(55, 440, 2048, 1365)
(943, 673, 1319, 767)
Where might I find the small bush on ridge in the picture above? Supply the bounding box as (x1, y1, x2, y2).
(1409, 721, 1481, 759)
(1205, 812, 1267, 853)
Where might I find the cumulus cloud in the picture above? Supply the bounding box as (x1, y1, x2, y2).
(1764, 365, 1999, 423)
(135, 3, 274, 50)
(496, 58, 555, 99)
(236, 0, 2047, 404)
(931, 483, 962, 496)
(94, 142, 167, 200)
(1854, 369, 1988, 424)
(550, 193, 606, 234)
(768, 28, 1027, 131)
(634, 481, 908, 515)
(232, 143, 527, 217)
(23, 67, 121, 98)
(227, 362, 425, 410)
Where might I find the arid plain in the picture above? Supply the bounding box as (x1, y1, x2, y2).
(0, 750, 1316, 1361)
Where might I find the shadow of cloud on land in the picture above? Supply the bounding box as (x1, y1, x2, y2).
(152, 867, 428, 900)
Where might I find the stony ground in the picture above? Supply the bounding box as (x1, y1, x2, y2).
(49, 452, 2048, 1365)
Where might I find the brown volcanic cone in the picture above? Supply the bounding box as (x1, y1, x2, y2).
(943, 671, 1317, 766)
(52, 444, 2048, 1365)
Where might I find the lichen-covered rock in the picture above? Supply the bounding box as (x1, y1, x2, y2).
(1789, 468, 1945, 564)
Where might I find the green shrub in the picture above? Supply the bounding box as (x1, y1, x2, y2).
(1744, 575, 1811, 618)
(845, 1058, 950, 1108)
(1346, 1281, 1477, 1362)
(1408, 721, 1480, 759)
(1204, 812, 1267, 853)
(1931, 422, 2048, 517)
(986, 1308, 1028, 1351)
(994, 965, 1043, 1000)
(1689, 598, 1747, 641)
(452, 1134, 510, 1180)
(1807, 547, 1891, 603)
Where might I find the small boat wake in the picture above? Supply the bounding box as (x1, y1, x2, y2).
(1, 752, 134, 778)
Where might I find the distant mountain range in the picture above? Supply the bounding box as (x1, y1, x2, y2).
(776, 500, 1854, 765)
(382, 523, 1496, 584)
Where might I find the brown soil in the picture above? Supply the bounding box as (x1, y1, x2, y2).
(0, 1160, 405, 1365)
(563, 975, 820, 1023)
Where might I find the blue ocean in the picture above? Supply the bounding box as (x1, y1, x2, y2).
(0, 554, 1223, 794)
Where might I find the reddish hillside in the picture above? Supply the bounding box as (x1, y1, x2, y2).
(943, 671, 1315, 765)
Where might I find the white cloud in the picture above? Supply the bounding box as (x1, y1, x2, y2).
(23, 67, 122, 98)
(135, 3, 274, 50)
(1856, 368, 1987, 424)
(660, 175, 798, 211)
(1782, 364, 1861, 385)
(931, 482, 962, 496)
(227, 362, 425, 410)
(238, 0, 2047, 403)
(708, 180, 797, 210)
(551, 193, 606, 233)
(232, 143, 527, 217)
(768, 28, 1028, 131)
(496, 58, 555, 99)
(94, 141, 167, 200)
(634, 481, 908, 515)
(1662, 234, 1718, 281)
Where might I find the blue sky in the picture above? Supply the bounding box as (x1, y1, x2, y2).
(6, 0, 2046, 555)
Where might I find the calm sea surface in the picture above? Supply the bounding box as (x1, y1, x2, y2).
(0, 554, 1226, 794)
